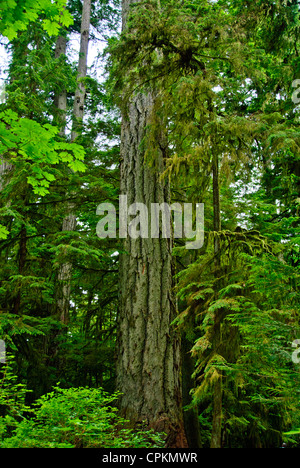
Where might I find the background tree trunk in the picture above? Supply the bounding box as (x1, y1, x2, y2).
(54, 34, 67, 136)
(182, 334, 202, 448)
(54, 0, 91, 325)
(0, 161, 12, 192)
(116, 0, 187, 448)
(210, 151, 223, 449)
(71, 0, 91, 141)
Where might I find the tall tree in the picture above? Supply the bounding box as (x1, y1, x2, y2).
(54, 33, 68, 136)
(115, 0, 187, 448)
(55, 0, 92, 325)
(109, 0, 299, 448)
(71, 0, 92, 141)
(210, 149, 222, 449)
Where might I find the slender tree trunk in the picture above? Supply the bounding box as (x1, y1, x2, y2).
(182, 334, 202, 448)
(213, 151, 221, 268)
(54, 34, 67, 136)
(55, 214, 76, 324)
(0, 161, 12, 192)
(210, 372, 223, 448)
(0, 81, 13, 191)
(13, 224, 27, 315)
(53, 31, 73, 324)
(54, 0, 91, 325)
(116, 0, 187, 448)
(71, 0, 91, 142)
(210, 151, 223, 449)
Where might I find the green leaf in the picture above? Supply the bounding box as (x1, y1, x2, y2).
(42, 19, 60, 37)
(0, 224, 9, 240)
(68, 160, 86, 172)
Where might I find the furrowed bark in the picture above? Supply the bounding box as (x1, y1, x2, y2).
(116, 0, 187, 448)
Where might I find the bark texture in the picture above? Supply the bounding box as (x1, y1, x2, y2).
(0, 161, 13, 192)
(71, 0, 91, 141)
(56, 212, 77, 324)
(116, 0, 187, 448)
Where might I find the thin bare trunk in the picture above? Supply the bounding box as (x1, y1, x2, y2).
(182, 334, 202, 448)
(55, 0, 91, 325)
(55, 212, 77, 324)
(213, 151, 221, 267)
(54, 34, 67, 136)
(210, 373, 223, 448)
(0, 161, 13, 192)
(0, 85, 13, 191)
(71, 0, 91, 142)
(13, 224, 27, 315)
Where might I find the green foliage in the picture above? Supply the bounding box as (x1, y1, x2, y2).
(108, 0, 299, 446)
(0, 110, 86, 196)
(0, 224, 9, 240)
(0, 0, 120, 413)
(0, 385, 164, 448)
(0, 0, 73, 40)
(0, 0, 299, 449)
(176, 245, 299, 447)
(0, 355, 32, 441)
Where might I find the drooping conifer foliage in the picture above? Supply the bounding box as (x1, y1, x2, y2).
(0, 0, 299, 449)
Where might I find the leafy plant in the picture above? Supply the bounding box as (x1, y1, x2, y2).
(0, 0, 73, 40)
(0, 355, 32, 441)
(0, 385, 164, 448)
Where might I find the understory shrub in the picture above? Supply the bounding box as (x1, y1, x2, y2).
(0, 379, 164, 448)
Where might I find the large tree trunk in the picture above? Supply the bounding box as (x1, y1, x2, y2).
(116, 0, 187, 449)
